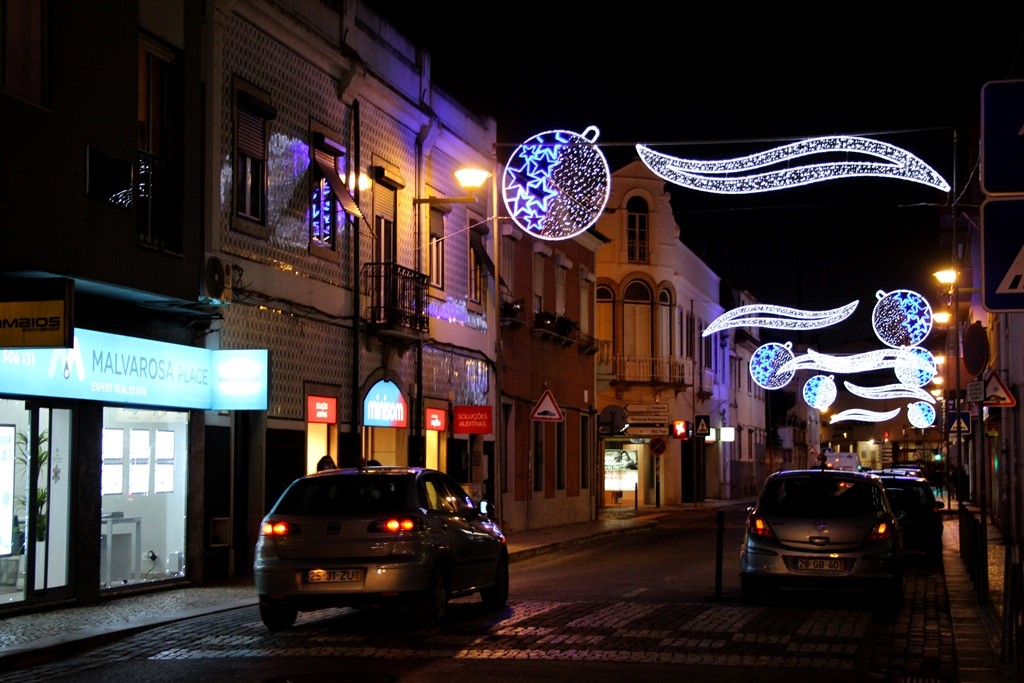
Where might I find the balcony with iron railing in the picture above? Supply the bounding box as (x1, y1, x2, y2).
(532, 311, 578, 347)
(596, 341, 694, 388)
(360, 262, 429, 341)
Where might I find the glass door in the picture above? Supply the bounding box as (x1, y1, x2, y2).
(0, 400, 71, 606)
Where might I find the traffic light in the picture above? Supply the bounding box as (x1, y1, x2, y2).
(672, 420, 689, 439)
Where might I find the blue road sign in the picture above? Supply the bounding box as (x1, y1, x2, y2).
(947, 411, 971, 436)
(981, 79, 1024, 195)
(982, 197, 1024, 312)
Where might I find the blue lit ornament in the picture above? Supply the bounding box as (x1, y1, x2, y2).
(907, 401, 936, 428)
(802, 375, 837, 410)
(872, 289, 933, 348)
(749, 341, 795, 390)
(502, 126, 611, 241)
(894, 346, 937, 387)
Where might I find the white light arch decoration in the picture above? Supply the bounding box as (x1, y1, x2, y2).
(830, 407, 901, 424)
(872, 289, 933, 348)
(844, 381, 936, 404)
(780, 347, 934, 376)
(703, 301, 858, 336)
(635, 135, 950, 194)
(502, 126, 611, 241)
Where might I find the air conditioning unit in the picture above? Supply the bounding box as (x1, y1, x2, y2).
(202, 254, 233, 304)
(701, 368, 714, 391)
(682, 358, 694, 385)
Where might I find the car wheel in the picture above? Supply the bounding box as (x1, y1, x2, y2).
(415, 567, 449, 627)
(259, 603, 297, 631)
(481, 553, 510, 609)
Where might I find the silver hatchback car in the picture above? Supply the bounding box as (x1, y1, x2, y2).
(254, 466, 508, 630)
(740, 469, 904, 605)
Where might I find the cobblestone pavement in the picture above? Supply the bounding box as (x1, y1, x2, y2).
(0, 503, 1017, 683)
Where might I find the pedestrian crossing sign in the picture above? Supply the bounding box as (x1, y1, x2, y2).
(694, 414, 710, 437)
(947, 411, 971, 436)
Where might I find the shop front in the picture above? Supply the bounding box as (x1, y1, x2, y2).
(0, 329, 267, 611)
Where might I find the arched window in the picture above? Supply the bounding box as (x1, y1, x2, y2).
(622, 280, 652, 362)
(657, 288, 674, 368)
(626, 196, 649, 264)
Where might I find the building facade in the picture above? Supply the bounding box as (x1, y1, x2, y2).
(592, 159, 762, 508)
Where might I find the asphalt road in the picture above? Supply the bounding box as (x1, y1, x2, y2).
(0, 507, 961, 683)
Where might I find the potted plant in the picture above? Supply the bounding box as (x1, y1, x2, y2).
(14, 428, 49, 542)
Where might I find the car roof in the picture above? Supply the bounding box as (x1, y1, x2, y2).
(766, 468, 881, 482)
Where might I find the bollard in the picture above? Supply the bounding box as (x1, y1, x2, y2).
(715, 509, 724, 599)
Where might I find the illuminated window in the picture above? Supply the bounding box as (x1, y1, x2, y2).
(468, 235, 482, 304)
(234, 79, 276, 231)
(596, 285, 613, 350)
(623, 280, 652, 370)
(311, 128, 356, 255)
(137, 36, 183, 252)
(626, 196, 649, 263)
(428, 208, 445, 289)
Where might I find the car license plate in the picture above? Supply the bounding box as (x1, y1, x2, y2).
(305, 568, 363, 583)
(794, 557, 844, 572)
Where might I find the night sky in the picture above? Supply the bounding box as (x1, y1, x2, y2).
(366, 2, 1024, 347)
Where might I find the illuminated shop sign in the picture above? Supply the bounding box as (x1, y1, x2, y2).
(453, 405, 492, 434)
(307, 395, 337, 424)
(0, 328, 268, 410)
(363, 380, 407, 428)
(425, 407, 447, 431)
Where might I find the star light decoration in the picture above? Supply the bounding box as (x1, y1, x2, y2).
(872, 289, 933, 347)
(704, 287, 940, 428)
(502, 126, 611, 241)
(636, 136, 951, 195)
(803, 375, 837, 410)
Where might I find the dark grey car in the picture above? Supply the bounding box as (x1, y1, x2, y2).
(254, 466, 508, 630)
(740, 469, 904, 605)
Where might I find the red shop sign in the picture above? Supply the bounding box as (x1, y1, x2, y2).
(453, 405, 492, 434)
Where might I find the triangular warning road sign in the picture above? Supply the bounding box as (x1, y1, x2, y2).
(694, 415, 710, 436)
(983, 370, 1016, 407)
(530, 389, 565, 422)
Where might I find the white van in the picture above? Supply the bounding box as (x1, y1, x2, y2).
(825, 452, 862, 472)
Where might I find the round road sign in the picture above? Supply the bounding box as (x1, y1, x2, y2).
(962, 321, 989, 377)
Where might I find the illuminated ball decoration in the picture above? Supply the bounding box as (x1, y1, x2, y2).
(750, 342, 795, 390)
(802, 375, 837, 410)
(894, 346, 937, 386)
(502, 126, 611, 241)
(907, 401, 936, 428)
(872, 289, 933, 348)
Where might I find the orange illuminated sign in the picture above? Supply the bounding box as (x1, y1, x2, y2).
(307, 395, 337, 423)
(425, 407, 447, 431)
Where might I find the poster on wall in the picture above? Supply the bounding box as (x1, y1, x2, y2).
(0, 425, 14, 555)
(604, 449, 638, 492)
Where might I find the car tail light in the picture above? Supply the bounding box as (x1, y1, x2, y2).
(260, 520, 300, 537)
(867, 519, 894, 541)
(747, 512, 775, 539)
(368, 518, 422, 533)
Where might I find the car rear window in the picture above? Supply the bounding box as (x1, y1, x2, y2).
(759, 476, 883, 518)
(272, 474, 412, 516)
(883, 482, 933, 509)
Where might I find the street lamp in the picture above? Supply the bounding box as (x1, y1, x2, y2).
(934, 268, 960, 511)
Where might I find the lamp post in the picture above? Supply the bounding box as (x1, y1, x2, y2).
(934, 268, 960, 510)
(414, 165, 503, 520)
